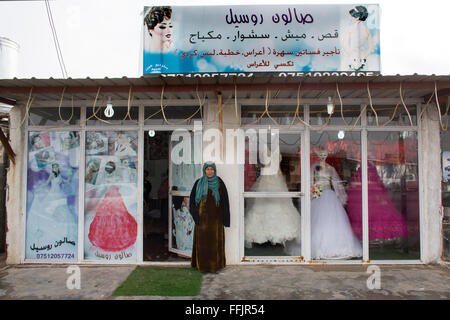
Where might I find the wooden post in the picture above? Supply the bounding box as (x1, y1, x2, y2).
(0, 127, 15, 165)
(218, 91, 223, 160)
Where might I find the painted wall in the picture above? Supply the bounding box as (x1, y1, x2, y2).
(6, 106, 25, 264)
(419, 104, 443, 263)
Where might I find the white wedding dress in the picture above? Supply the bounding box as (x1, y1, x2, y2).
(245, 165, 301, 247)
(310, 162, 362, 259)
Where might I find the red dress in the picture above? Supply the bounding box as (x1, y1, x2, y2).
(88, 186, 137, 252)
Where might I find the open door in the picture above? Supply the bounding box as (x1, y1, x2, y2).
(168, 130, 201, 258)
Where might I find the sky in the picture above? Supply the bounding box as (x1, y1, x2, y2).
(1, 0, 449, 79)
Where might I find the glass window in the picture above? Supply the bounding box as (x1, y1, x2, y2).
(144, 106, 201, 125)
(367, 131, 420, 260)
(86, 106, 139, 126)
(244, 132, 301, 192)
(25, 131, 80, 261)
(84, 131, 138, 262)
(367, 105, 417, 127)
(310, 105, 361, 127)
(28, 107, 80, 126)
(440, 130, 450, 261)
(244, 131, 302, 257)
(241, 105, 304, 126)
(310, 130, 362, 260)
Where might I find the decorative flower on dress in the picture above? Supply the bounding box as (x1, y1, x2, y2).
(311, 184, 322, 199)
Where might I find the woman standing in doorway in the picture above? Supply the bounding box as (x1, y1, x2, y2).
(189, 162, 230, 273)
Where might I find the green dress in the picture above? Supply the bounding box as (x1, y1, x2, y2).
(190, 178, 230, 273)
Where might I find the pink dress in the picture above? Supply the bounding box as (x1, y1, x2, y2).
(345, 163, 408, 241)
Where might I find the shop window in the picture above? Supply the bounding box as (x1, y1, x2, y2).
(310, 105, 361, 127)
(28, 107, 80, 126)
(310, 130, 363, 260)
(367, 131, 420, 260)
(84, 131, 138, 262)
(144, 106, 202, 125)
(244, 132, 302, 257)
(86, 106, 139, 126)
(440, 130, 450, 261)
(25, 131, 80, 261)
(241, 105, 303, 126)
(367, 105, 417, 127)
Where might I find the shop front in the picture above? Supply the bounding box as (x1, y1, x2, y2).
(0, 75, 447, 265)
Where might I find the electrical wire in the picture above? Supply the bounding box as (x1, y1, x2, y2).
(45, 0, 68, 78)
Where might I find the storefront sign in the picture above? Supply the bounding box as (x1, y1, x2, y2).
(143, 4, 380, 76)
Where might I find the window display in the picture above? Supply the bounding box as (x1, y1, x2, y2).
(245, 160, 301, 245)
(84, 131, 138, 262)
(440, 131, 450, 261)
(25, 131, 80, 260)
(244, 132, 302, 257)
(310, 131, 362, 260)
(366, 131, 420, 259)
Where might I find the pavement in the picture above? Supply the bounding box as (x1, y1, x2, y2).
(1, 252, 450, 300)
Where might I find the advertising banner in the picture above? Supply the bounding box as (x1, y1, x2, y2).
(26, 131, 80, 261)
(143, 4, 380, 77)
(84, 131, 138, 262)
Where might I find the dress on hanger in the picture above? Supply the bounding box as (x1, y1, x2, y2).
(310, 162, 362, 259)
(345, 162, 408, 241)
(245, 161, 301, 247)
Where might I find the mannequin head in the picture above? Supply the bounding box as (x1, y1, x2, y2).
(315, 147, 328, 161)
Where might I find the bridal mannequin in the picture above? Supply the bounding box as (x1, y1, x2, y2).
(245, 148, 301, 249)
(310, 147, 362, 259)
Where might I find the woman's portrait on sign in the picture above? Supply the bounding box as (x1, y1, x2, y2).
(144, 6, 174, 53)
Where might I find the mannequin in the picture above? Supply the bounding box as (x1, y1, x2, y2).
(245, 148, 301, 248)
(310, 147, 362, 259)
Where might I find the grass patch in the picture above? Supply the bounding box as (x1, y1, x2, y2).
(113, 266, 203, 296)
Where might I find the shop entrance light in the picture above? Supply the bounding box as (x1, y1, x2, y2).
(104, 96, 114, 118)
(327, 96, 334, 115)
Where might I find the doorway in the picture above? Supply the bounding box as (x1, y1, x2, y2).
(143, 130, 201, 262)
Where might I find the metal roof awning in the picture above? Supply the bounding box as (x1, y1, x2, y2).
(1, 74, 450, 105)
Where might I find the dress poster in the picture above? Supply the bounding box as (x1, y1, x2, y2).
(84, 131, 139, 262)
(25, 131, 80, 260)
